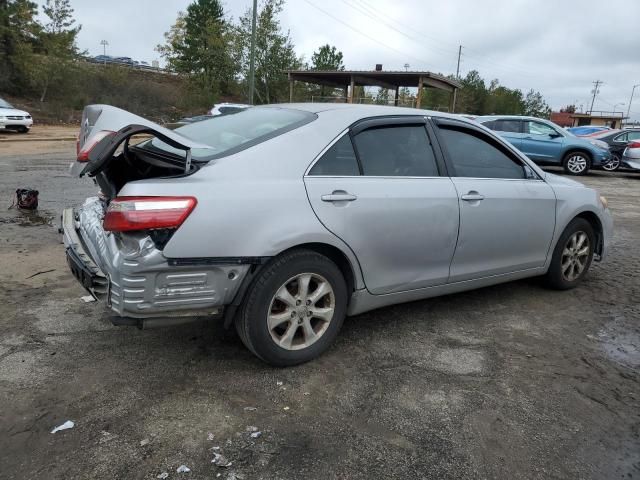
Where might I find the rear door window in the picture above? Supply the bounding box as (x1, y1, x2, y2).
(437, 126, 526, 179)
(493, 119, 522, 133)
(353, 125, 439, 177)
(308, 135, 360, 176)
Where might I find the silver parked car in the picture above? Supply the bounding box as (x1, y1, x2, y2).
(63, 103, 613, 366)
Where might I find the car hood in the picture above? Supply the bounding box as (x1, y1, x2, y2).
(543, 171, 585, 188)
(0, 108, 29, 116)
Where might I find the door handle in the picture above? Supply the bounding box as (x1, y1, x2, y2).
(321, 192, 357, 202)
(461, 192, 484, 202)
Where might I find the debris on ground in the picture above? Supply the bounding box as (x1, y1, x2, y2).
(207, 432, 215, 441)
(246, 426, 258, 432)
(250, 431, 262, 439)
(157, 473, 169, 479)
(80, 295, 96, 303)
(283, 406, 290, 411)
(176, 465, 191, 473)
(276, 381, 283, 386)
(303, 392, 310, 396)
(243, 407, 257, 411)
(50, 420, 74, 433)
(12, 188, 39, 210)
(211, 452, 232, 467)
(140, 438, 150, 446)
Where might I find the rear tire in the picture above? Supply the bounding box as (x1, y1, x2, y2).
(602, 154, 620, 172)
(544, 218, 595, 290)
(235, 249, 347, 367)
(563, 151, 591, 175)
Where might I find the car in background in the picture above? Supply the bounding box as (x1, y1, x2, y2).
(0, 97, 33, 133)
(622, 141, 640, 170)
(567, 126, 611, 137)
(477, 115, 611, 175)
(210, 103, 250, 116)
(587, 129, 640, 171)
(63, 103, 612, 366)
(175, 114, 214, 126)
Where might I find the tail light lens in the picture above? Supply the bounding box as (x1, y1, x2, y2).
(77, 130, 116, 162)
(103, 196, 197, 232)
(628, 141, 640, 149)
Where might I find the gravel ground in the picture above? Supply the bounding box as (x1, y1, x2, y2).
(0, 140, 638, 480)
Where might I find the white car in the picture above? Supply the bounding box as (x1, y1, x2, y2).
(622, 140, 640, 170)
(0, 97, 33, 133)
(209, 102, 250, 116)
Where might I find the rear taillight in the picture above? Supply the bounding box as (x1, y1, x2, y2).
(103, 196, 197, 232)
(628, 141, 640, 149)
(77, 130, 116, 162)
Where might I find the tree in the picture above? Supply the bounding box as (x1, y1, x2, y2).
(523, 89, 551, 118)
(235, 0, 300, 104)
(0, 0, 40, 93)
(31, 0, 81, 102)
(157, 0, 237, 103)
(560, 104, 576, 113)
(310, 44, 344, 71)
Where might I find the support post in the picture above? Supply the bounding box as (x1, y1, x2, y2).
(349, 75, 355, 104)
(450, 88, 456, 113)
(416, 76, 423, 109)
(289, 76, 294, 103)
(343, 85, 348, 103)
(394, 86, 399, 106)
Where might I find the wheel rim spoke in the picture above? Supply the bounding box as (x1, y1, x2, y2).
(267, 272, 335, 351)
(560, 231, 590, 282)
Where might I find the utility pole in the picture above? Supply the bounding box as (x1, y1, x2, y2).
(100, 40, 108, 65)
(451, 45, 462, 113)
(588, 80, 602, 114)
(248, 0, 258, 105)
(627, 84, 639, 122)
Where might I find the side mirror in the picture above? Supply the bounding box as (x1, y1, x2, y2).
(549, 132, 562, 138)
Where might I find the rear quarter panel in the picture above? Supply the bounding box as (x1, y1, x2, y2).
(117, 109, 369, 289)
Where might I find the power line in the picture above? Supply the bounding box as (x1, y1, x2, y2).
(301, 0, 433, 69)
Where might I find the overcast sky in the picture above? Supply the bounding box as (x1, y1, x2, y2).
(36, 0, 640, 120)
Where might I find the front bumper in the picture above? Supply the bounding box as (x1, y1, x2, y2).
(0, 118, 33, 129)
(62, 197, 248, 319)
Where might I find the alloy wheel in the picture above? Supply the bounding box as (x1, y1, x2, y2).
(566, 155, 588, 174)
(267, 273, 335, 350)
(602, 155, 621, 172)
(561, 231, 590, 281)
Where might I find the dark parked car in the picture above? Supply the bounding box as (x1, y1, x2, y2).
(589, 129, 640, 171)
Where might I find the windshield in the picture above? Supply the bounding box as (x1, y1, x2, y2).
(142, 107, 316, 160)
(0, 98, 14, 109)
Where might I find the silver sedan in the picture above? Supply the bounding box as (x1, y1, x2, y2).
(63, 103, 613, 366)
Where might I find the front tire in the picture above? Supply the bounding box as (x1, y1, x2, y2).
(563, 151, 591, 175)
(236, 249, 347, 367)
(544, 218, 595, 290)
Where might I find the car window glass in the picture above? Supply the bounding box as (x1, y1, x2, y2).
(614, 133, 628, 142)
(493, 119, 521, 133)
(527, 121, 557, 136)
(628, 132, 640, 141)
(308, 134, 360, 176)
(438, 126, 526, 179)
(353, 125, 439, 177)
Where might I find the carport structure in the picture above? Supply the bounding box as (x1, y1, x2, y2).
(286, 70, 462, 111)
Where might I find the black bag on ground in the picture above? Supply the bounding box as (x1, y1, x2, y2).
(15, 188, 39, 210)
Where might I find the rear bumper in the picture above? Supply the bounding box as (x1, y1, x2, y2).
(62, 197, 249, 320)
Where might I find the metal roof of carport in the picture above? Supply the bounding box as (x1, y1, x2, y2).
(286, 70, 462, 110)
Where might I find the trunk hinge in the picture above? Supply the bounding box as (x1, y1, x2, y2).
(185, 148, 192, 173)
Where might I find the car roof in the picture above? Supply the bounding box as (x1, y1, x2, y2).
(476, 114, 550, 122)
(262, 102, 477, 124)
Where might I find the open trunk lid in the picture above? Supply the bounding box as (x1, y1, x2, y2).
(71, 104, 215, 178)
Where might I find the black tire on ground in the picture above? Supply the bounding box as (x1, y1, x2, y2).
(562, 151, 591, 175)
(544, 218, 595, 290)
(18, 126, 29, 133)
(235, 249, 348, 367)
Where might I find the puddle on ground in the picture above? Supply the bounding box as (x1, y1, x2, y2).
(0, 209, 55, 227)
(598, 317, 640, 369)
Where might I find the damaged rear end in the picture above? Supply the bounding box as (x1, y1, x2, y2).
(62, 105, 247, 327)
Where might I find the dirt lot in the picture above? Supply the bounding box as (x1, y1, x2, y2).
(0, 138, 639, 480)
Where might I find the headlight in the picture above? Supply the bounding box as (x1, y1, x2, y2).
(590, 139, 609, 149)
(599, 195, 608, 209)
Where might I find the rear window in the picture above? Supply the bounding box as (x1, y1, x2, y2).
(142, 107, 316, 160)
